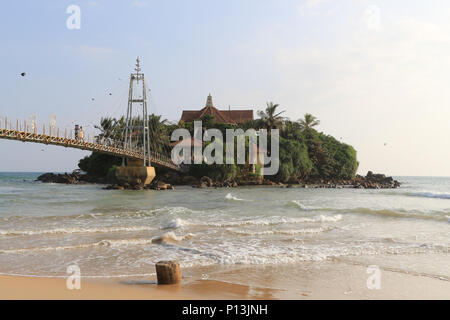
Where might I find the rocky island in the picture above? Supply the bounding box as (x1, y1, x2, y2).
(37, 103, 401, 191)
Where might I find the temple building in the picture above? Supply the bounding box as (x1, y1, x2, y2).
(179, 94, 254, 125)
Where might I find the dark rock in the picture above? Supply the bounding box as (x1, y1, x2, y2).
(37, 172, 78, 184)
(200, 176, 214, 187)
(181, 175, 198, 185)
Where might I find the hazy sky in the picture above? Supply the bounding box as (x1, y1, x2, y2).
(0, 0, 449, 176)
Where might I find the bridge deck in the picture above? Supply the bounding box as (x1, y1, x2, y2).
(0, 128, 179, 171)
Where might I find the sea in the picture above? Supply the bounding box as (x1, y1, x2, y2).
(0, 172, 448, 286)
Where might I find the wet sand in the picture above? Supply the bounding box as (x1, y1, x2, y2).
(1, 261, 449, 299)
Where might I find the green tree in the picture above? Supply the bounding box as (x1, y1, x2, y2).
(298, 113, 320, 131)
(94, 116, 125, 144)
(78, 152, 121, 181)
(257, 102, 285, 130)
(275, 137, 313, 182)
(148, 114, 170, 154)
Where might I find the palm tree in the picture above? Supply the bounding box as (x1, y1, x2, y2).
(281, 120, 302, 140)
(95, 117, 125, 145)
(298, 113, 320, 131)
(257, 102, 285, 130)
(147, 114, 170, 154)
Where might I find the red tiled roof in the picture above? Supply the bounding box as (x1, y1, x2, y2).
(180, 106, 253, 124)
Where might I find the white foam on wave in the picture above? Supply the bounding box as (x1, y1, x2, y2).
(0, 237, 162, 254)
(161, 214, 342, 229)
(227, 227, 329, 236)
(151, 231, 196, 243)
(229, 215, 340, 227)
(180, 241, 450, 266)
(0, 225, 156, 236)
(290, 200, 318, 210)
(408, 192, 450, 200)
(225, 193, 250, 201)
(317, 214, 343, 222)
(161, 218, 190, 229)
(1, 206, 203, 223)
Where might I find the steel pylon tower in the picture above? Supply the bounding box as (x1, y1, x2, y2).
(122, 57, 151, 166)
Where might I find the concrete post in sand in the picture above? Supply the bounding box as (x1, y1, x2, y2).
(156, 261, 182, 285)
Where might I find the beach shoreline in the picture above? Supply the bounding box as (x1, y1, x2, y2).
(1, 260, 449, 300)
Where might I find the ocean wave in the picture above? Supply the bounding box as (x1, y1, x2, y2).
(0, 206, 203, 222)
(209, 245, 446, 265)
(287, 201, 450, 222)
(151, 231, 196, 244)
(0, 225, 156, 236)
(383, 190, 450, 200)
(407, 192, 450, 200)
(0, 237, 160, 254)
(160, 214, 342, 230)
(196, 215, 343, 227)
(191, 242, 450, 266)
(226, 227, 330, 236)
(288, 200, 322, 210)
(346, 207, 449, 222)
(161, 218, 190, 229)
(225, 193, 251, 201)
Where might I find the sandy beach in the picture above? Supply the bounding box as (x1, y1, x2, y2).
(1, 260, 449, 300)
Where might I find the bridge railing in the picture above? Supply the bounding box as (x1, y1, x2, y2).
(0, 116, 179, 171)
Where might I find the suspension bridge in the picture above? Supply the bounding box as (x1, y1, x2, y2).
(0, 58, 180, 181)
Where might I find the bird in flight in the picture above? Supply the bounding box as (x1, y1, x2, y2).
(20, 72, 26, 77)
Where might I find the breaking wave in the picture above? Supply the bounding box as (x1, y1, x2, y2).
(151, 231, 196, 244)
(287, 201, 449, 222)
(345, 207, 449, 222)
(0, 225, 156, 236)
(179, 242, 450, 266)
(161, 218, 190, 229)
(0, 206, 203, 222)
(197, 215, 342, 227)
(226, 227, 330, 236)
(225, 193, 250, 201)
(406, 192, 450, 200)
(0, 238, 156, 254)
(288, 200, 322, 210)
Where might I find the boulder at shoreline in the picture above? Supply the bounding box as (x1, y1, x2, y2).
(37, 170, 400, 190)
(36, 172, 87, 184)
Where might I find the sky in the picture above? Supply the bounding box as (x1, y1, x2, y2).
(0, 0, 449, 176)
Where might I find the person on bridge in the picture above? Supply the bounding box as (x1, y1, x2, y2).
(74, 125, 79, 140)
(79, 126, 84, 141)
